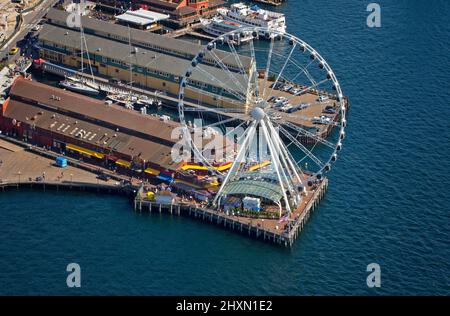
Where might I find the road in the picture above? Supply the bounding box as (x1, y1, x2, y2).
(0, 0, 58, 62)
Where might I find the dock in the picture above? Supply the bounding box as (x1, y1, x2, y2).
(251, 0, 285, 6)
(133, 177, 328, 248)
(0, 136, 328, 247)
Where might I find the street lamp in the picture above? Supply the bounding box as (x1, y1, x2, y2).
(18, 171, 21, 184)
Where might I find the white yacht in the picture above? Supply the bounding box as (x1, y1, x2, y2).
(201, 17, 253, 44)
(217, 3, 286, 38)
(59, 19, 100, 96)
(60, 79, 99, 96)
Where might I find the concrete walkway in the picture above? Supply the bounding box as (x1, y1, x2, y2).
(0, 144, 117, 186)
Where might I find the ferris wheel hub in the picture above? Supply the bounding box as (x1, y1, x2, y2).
(251, 107, 266, 121)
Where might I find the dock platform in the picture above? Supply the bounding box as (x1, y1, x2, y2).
(0, 136, 328, 248)
(133, 178, 328, 247)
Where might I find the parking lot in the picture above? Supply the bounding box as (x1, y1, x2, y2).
(258, 79, 340, 131)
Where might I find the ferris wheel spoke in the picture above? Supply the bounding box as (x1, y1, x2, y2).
(265, 119, 303, 188)
(183, 106, 247, 114)
(278, 121, 335, 149)
(232, 47, 317, 88)
(279, 126, 324, 169)
(194, 65, 247, 102)
(248, 38, 259, 96)
(260, 120, 292, 214)
(280, 114, 339, 127)
(208, 50, 248, 96)
(189, 115, 247, 133)
(266, 43, 297, 101)
(261, 36, 275, 100)
(226, 38, 250, 83)
(223, 122, 249, 145)
(282, 78, 331, 105)
(289, 57, 317, 86)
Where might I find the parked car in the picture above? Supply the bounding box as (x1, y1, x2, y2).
(271, 82, 283, 90)
(322, 105, 336, 114)
(286, 105, 298, 113)
(317, 95, 329, 103)
(281, 104, 293, 112)
(282, 84, 293, 92)
(297, 103, 310, 110)
(312, 115, 332, 124)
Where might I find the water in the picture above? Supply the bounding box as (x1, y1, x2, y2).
(1, 0, 449, 295)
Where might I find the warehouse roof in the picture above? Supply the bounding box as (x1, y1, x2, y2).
(8, 79, 179, 146)
(6, 79, 233, 168)
(4, 97, 179, 170)
(38, 23, 249, 95)
(115, 9, 169, 26)
(44, 8, 253, 72)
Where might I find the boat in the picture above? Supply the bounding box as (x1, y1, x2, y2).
(33, 58, 77, 77)
(59, 18, 100, 96)
(60, 79, 99, 96)
(66, 75, 100, 90)
(201, 17, 253, 44)
(106, 92, 134, 109)
(217, 3, 286, 38)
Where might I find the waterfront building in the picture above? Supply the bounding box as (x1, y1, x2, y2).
(115, 8, 170, 30)
(44, 8, 252, 73)
(40, 9, 254, 108)
(137, 0, 225, 28)
(0, 78, 180, 174)
(0, 79, 234, 184)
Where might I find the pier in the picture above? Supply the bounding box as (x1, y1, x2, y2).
(0, 135, 328, 248)
(251, 0, 285, 6)
(133, 177, 328, 248)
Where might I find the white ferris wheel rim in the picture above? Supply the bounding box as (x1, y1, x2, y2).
(177, 26, 347, 177)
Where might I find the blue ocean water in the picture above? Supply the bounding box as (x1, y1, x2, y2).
(0, 0, 449, 295)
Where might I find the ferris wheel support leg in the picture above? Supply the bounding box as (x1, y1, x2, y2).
(212, 121, 257, 207)
(266, 120, 295, 183)
(261, 120, 291, 217)
(263, 120, 292, 195)
(267, 121, 303, 187)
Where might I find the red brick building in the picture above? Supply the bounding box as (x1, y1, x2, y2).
(137, 0, 224, 27)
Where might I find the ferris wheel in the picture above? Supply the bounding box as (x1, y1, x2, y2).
(177, 27, 347, 216)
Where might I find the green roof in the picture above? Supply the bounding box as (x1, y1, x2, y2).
(221, 179, 283, 202)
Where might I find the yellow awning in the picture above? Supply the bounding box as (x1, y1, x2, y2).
(115, 159, 131, 168)
(66, 144, 104, 159)
(248, 160, 271, 171)
(144, 167, 160, 176)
